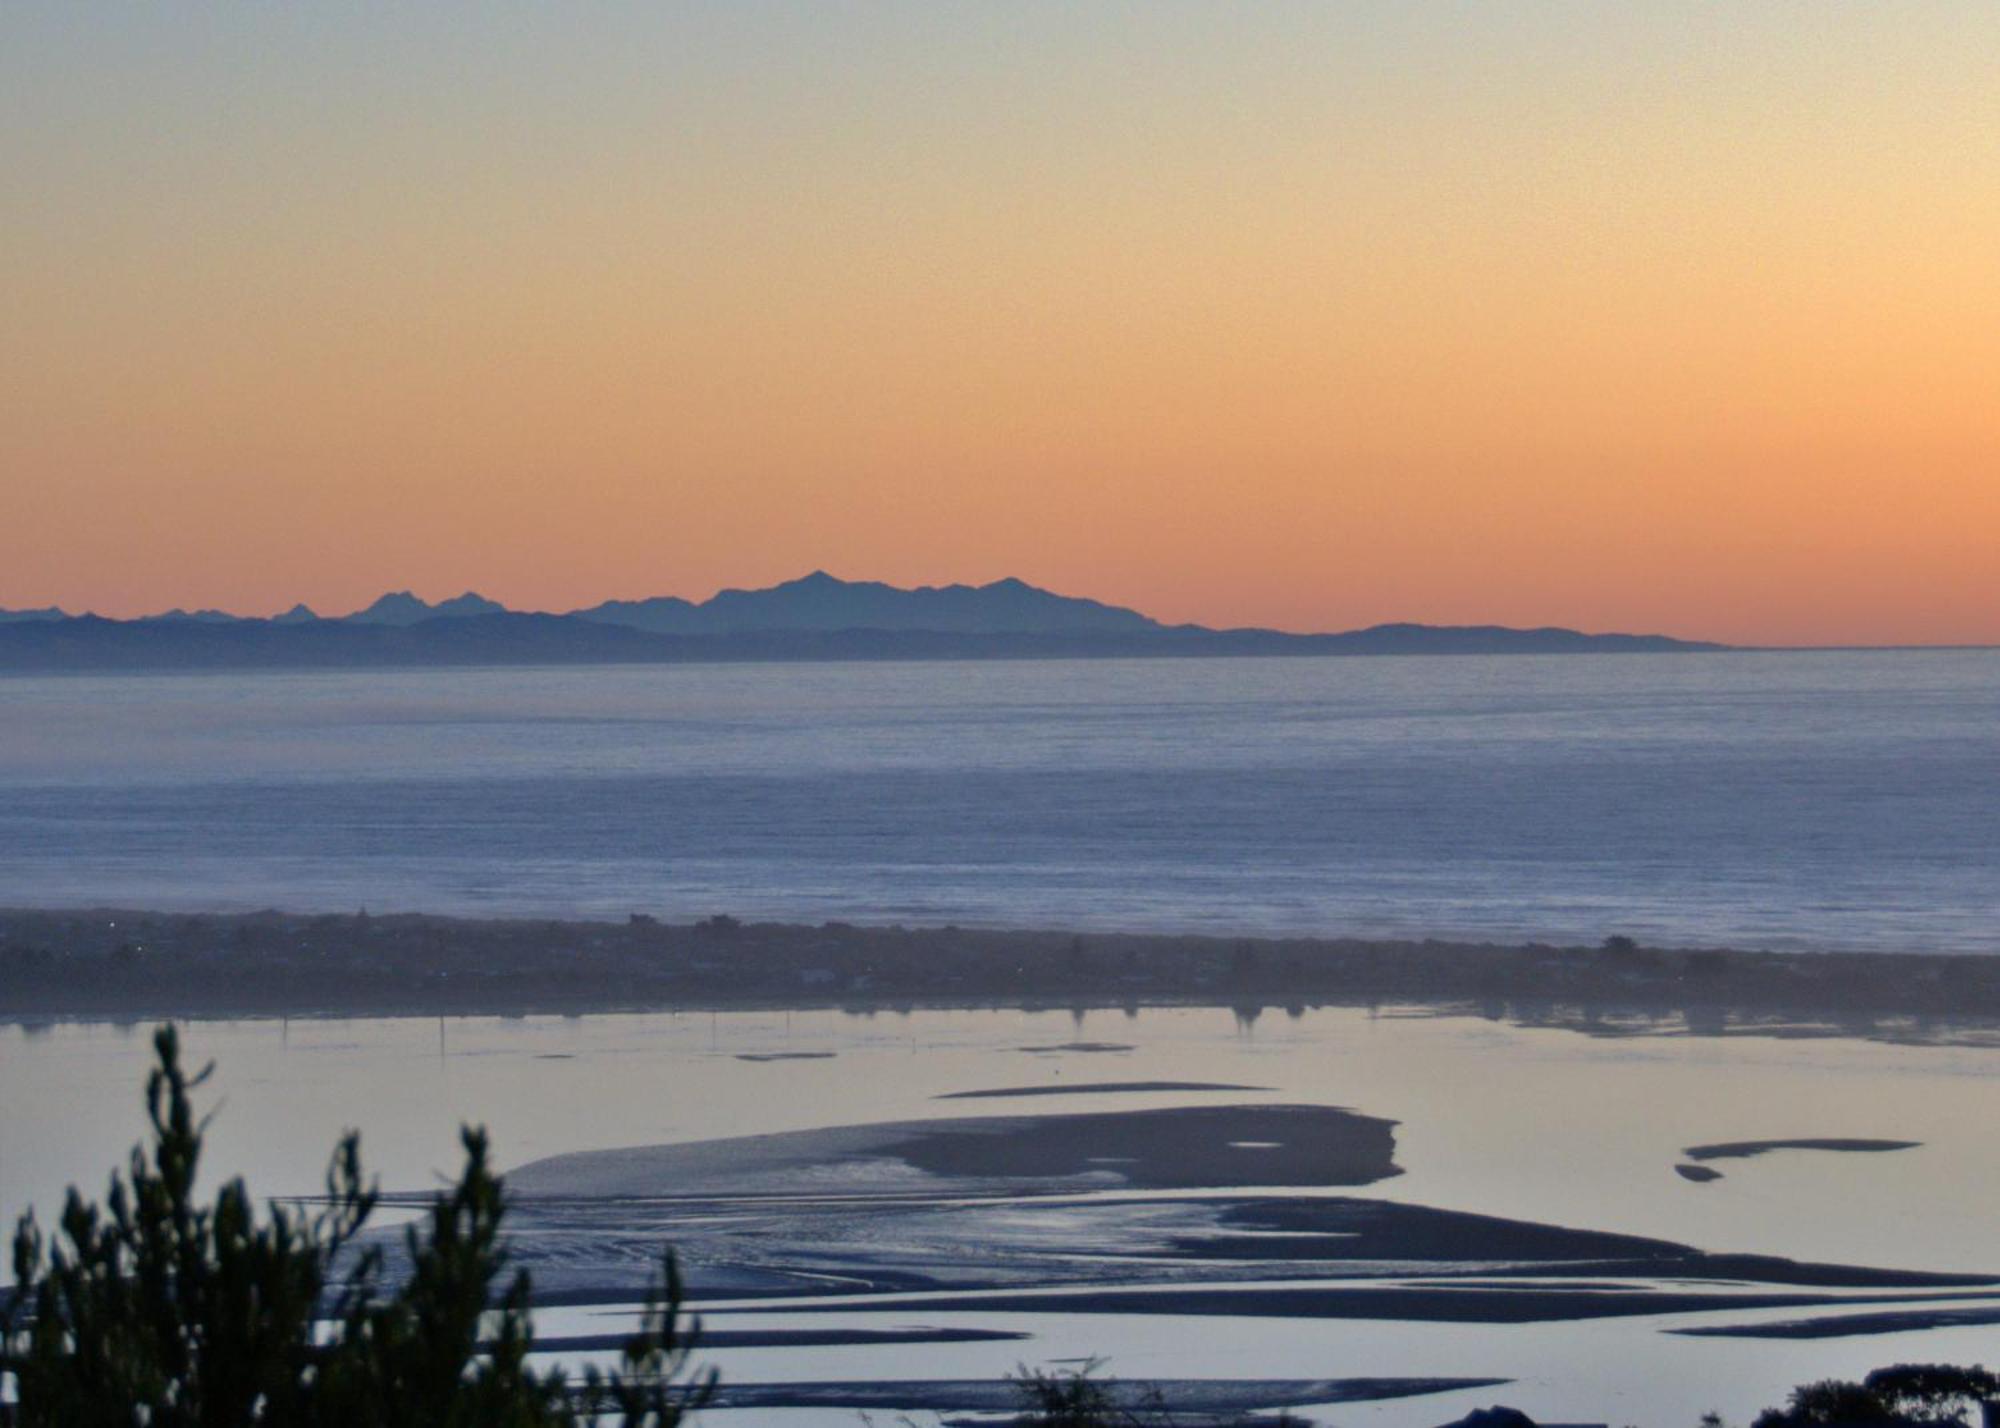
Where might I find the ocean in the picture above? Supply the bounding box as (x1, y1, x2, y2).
(2, 649, 1996, 952)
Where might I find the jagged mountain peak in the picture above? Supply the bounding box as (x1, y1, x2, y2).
(346, 590, 508, 625)
(573, 572, 1159, 636)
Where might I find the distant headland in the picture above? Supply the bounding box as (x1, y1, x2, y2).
(0, 572, 1722, 672)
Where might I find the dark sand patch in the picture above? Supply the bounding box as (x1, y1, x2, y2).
(1683, 1138, 1920, 1162)
(504, 1104, 1401, 1199)
(1183, 1198, 1684, 1264)
(889, 1105, 1397, 1189)
(734, 1051, 836, 1062)
(701, 1376, 1506, 1414)
(1404, 1280, 1660, 1292)
(1672, 1304, 2000, 1340)
(948, 1408, 1304, 1416)
(1019, 1042, 1134, 1054)
(937, 1081, 1269, 1100)
(943, 1415, 1301, 1428)
(530, 1326, 1028, 1352)
(1676, 1164, 1723, 1183)
(1458, 1258, 1993, 1291)
(766, 1284, 1957, 1326)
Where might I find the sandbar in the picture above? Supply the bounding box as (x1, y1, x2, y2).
(1672, 1303, 2000, 1340)
(1682, 1138, 1920, 1162)
(530, 1326, 1028, 1352)
(764, 1283, 2000, 1326)
(937, 1080, 1269, 1100)
(699, 1376, 1509, 1414)
(505, 1103, 1402, 1199)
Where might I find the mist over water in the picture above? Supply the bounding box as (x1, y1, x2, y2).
(2, 650, 1997, 953)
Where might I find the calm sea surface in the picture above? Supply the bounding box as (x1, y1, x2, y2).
(9, 654, 2000, 1425)
(2, 650, 1997, 951)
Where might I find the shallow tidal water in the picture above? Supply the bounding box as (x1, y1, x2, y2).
(7, 1006, 2000, 1427)
(3, 649, 1999, 952)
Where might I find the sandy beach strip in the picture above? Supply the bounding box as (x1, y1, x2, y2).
(936, 1080, 1270, 1099)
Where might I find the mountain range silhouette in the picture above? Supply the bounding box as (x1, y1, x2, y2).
(0, 572, 1721, 670)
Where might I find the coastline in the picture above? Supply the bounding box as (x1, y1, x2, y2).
(5, 906, 2000, 1035)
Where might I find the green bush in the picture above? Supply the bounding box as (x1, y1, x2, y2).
(1, 1025, 712, 1426)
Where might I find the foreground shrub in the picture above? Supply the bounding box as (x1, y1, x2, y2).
(1744, 1364, 2000, 1428)
(1009, 1360, 1300, 1428)
(1013, 1361, 1145, 1428)
(1, 1025, 711, 1427)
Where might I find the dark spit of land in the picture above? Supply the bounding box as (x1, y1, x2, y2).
(935, 1081, 1271, 1099)
(5, 908, 2000, 1038)
(694, 1378, 1510, 1417)
(502, 1104, 1402, 1199)
(1681, 1138, 1922, 1162)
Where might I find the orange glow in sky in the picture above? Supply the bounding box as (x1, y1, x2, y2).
(3, 4, 1996, 645)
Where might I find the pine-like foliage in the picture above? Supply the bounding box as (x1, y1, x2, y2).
(1, 1025, 712, 1427)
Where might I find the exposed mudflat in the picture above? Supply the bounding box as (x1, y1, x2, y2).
(472, 1108, 1988, 1316)
(768, 1283, 2000, 1326)
(1673, 1305, 2000, 1340)
(530, 1325, 1028, 1352)
(699, 1376, 1511, 1414)
(1682, 1138, 1920, 1162)
(504, 1103, 1402, 1199)
(937, 1080, 1269, 1100)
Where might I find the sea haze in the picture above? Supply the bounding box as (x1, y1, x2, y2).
(1, 650, 1996, 953)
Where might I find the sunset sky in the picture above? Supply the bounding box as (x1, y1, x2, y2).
(4, 3, 1996, 645)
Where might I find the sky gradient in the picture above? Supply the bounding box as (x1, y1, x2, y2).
(4, 3, 1997, 645)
